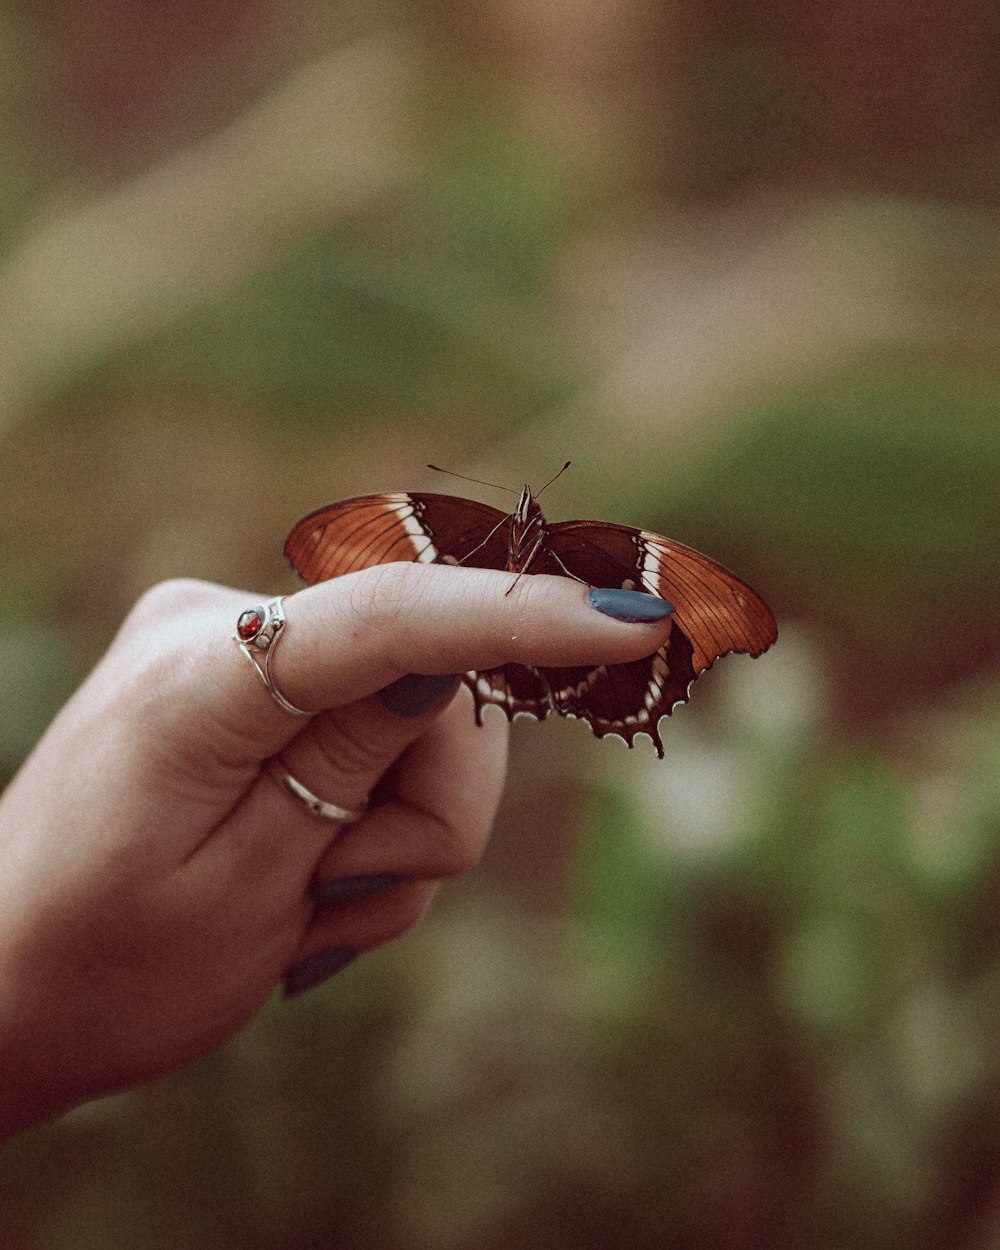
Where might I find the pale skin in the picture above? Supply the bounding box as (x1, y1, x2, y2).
(0, 563, 673, 1143)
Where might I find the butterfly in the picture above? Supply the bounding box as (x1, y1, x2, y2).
(284, 477, 777, 757)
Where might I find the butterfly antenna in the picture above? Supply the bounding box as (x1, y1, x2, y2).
(536, 460, 572, 497)
(426, 465, 519, 496)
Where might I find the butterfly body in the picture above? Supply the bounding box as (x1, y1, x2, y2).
(285, 486, 777, 757)
(505, 484, 547, 572)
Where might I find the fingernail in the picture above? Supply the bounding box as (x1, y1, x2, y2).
(378, 672, 460, 717)
(587, 588, 675, 623)
(283, 947, 358, 998)
(313, 873, 405, 903)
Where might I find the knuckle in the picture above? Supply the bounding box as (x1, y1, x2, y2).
(509, 570, 572, 626)
(478, 571, 569, 661)
(427, 814, 487, 878)
(116, 577, 216, 677)
(344, 562, 445, 672)
(345, 562, 418, 631)
(119, 579, 219, 653)
(311, 714, 382, 783)
(128, 577, 215, 625)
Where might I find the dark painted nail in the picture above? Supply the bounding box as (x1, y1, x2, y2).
(313, 873, 405, 903)
(587, 588, 675, 623)
(378, 672, 460, 717)
(284, 947, 358, 998)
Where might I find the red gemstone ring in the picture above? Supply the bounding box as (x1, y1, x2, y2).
(234, 596, 311, 717)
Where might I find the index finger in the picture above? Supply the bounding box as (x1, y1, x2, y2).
(259, 562, 672, 722)
(123, 566, 673, 760)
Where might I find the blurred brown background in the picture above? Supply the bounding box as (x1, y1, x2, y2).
(0, 2, 998, 1247)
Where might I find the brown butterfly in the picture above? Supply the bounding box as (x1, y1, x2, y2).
(285, 476, 777, 757)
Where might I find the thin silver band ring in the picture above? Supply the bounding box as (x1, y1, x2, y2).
(234, 596, 311, 717)
(265, 759, 367, 824)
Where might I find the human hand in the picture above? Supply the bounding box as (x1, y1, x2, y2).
(0, 564, 673, 1138)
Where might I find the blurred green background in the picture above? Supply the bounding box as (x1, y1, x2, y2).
(1, 1, 999, 1247)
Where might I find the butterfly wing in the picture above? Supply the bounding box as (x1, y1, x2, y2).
(463, 663, 559, 725)
(545, 520, 777, 668)
(461, 651, 701, 756)
(520, 520, 778, 755)
(284, 492, 511, 579)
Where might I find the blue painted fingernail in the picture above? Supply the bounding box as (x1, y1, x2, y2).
(378, 673, 460, 717)
(312, 873, 404, 903)
(283, 947, 358, 998)
(587, 588, 675, 623)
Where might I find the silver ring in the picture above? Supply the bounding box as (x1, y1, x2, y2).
(265, 759, 367, 824)
(234, 596, 311, 717)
